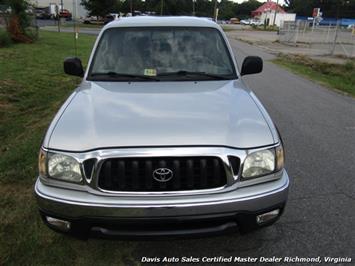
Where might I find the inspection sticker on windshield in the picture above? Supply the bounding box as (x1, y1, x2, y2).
(144, 69, 157, 76)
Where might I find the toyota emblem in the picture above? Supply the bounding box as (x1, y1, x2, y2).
(153, 168, 173, 182)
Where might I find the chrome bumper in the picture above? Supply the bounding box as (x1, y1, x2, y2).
(35, 170, 289, 219)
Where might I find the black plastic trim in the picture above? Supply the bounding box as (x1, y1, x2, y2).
(39, 203, 286, 240)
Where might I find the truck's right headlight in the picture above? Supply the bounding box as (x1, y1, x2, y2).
(47, 153, 82, 183)
(242, 145, 284, 179)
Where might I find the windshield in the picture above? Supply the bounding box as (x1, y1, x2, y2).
(88, 27, 237, 81)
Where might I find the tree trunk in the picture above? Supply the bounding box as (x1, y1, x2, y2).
(7, 15, 32, 43)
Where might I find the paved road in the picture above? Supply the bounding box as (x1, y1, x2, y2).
(41, 25, 101, 35)
(36, 19, 57, 27)
(127, 37, 355, 264)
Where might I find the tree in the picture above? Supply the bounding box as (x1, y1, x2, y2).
(81, 0, 120, 17)
(235, 0, 262, 19)
(80, 0, 266, 20)
(218, 0, 238, 19)
(1, 0, 34, 43)
(284, 0, 355, 18)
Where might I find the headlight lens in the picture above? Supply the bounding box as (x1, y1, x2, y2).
(242, 146, 283, 179)
(48, 153, 82, 183)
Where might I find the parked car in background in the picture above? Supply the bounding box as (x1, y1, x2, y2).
(83, 16, 103, 25)
(250, 19, 264, 26)
(35, 7, 51, 19)
(241, 19, 263, 26)
(58, 9, 72, 20)
(229, 18, 240, 24)
(35, 16, 289, 239)
(240, 19, 251, 25)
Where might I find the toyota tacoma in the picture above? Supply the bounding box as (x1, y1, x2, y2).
(35, 16, 289, 238)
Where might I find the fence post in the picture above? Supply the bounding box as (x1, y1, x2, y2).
(351, 29, 355, 58)
(326, 22, 331, 43)
(294, 20, 299, 44)
(331, 21, 339, 55)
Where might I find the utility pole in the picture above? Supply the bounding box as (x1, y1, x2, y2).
(192, 0, 195, 16)
(273, 0, 279, 26)
(130, 0, 133, 15)
(160, 0, 164, 16)
(213, 0, 218, 22)
(56, 5, 60, 32)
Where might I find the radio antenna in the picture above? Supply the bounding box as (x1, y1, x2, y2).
(73, 0, 78, 57)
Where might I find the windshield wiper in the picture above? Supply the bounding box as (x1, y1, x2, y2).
(157, 71, 233, 80)
(89, 72, 159, 81)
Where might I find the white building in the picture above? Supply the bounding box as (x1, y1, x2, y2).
(260, 12, 296, 27)
(31, 0, 87, 18)
(251, 0, 296, 27)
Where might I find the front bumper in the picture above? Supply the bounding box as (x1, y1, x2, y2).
(35, 170, 289, 238)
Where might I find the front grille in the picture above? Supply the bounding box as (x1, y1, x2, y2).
(98, 157, 227, 192)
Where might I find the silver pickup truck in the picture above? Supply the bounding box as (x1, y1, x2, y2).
(35, 16, 289, 239)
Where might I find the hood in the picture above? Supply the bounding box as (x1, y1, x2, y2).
(47, 80, 275, 152)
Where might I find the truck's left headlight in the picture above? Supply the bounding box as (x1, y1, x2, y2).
(47, 153, 82, 183)
(242, 145, 284, 179)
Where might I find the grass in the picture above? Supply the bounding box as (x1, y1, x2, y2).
(250, 25, 279, 32)
(0, 31, 137, 265)
(273, 54, 355, 97)
(221, 25, 237, 32)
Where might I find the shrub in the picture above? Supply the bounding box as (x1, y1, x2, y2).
(0, 28, 12, 47)
(344, 60, 354, 71)
(24, 26, 38, 41)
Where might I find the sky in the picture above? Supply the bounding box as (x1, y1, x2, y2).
(233, 0, 285, 4)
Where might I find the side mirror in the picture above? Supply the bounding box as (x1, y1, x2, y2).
(241, 56, 263, 76)
(64, 57, 84, 77)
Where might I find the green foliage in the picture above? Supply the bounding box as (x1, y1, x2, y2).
(234, 0, 262, 19)
(284, 0, 355, 18)
(9, 0, 30, 29)
(1, 0, 37, 43)
(344, 60, 354, 71)
(0, 30, 139, 265)
(80, 0, 263, 19)
(24, 26, 39, 40)
(81, 0, 119, 17)
(0, 31, 95, 185)
(0, 0, 9, 5)
(0, 28, 12, 47)
(251, 25, 279, 32)
(274, 54, 355, 96)
(0, 31, 139, 265)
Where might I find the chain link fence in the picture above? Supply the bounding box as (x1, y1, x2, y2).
(279, 20, 355, 58)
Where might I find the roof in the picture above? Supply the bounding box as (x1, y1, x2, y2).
(251, 1, 285, 17)
(104, 16, 219, 29)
